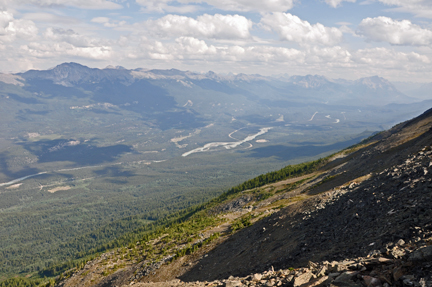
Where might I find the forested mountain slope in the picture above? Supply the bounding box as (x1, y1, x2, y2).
(44, 107, 432, 287)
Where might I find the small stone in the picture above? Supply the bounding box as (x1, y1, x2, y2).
(378, 257, 393, 264)
(336, 264, 348, 272)
(329, 273, 341, 278)
(316, 266, 328, 277)
(293, 271, 314, 287)
(266, 279, 275, 286)
(252, 274, 263, 281)
(393, 267, 405, 281)
(334, 271, 359, 283)
(408, 246, 432, 262)
(225, 280, 242, 287)
(390, 247, 406, 259)
(396, 239, 405, 246)
(308, 261, 318, 270)
(362, 276, 382, 287)
(328, 261, 338, 272)
(300, 276, 330, 287)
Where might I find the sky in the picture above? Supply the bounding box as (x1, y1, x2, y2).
(0, 0, 431, 82)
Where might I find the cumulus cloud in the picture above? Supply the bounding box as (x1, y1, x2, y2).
(357, 16, 432, 46)
(129, 35, 304, 63)
(0, 10, 13, 34)
(260, 13, 343, 46)
(0, 10, 38, 42)
(325, 0, 356, 8)
(132, 37, 431, 75)
(8, 27, 115, 61)
(131, 36, 359, 68)
(136, 0, 295, 13)
(144, 14, 252, 40)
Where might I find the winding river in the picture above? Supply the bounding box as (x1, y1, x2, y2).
(182, 127, 272, 157)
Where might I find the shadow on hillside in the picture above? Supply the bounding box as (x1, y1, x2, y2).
(18, 139, 134, 166)
(0, 152, 42, 182)
(179, 128, 432, 282)
(93, 166, 135, 178)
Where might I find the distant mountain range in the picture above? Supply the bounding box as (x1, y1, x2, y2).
(7, 62, 417, 107)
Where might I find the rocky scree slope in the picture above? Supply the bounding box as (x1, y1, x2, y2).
(56, 108, 432, 287)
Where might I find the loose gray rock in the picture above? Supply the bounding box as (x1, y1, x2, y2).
(408, 246, 432, 262)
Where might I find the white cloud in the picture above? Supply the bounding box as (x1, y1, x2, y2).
(91, 16, 126, 27)
(0, 0, 122, 10)
(325, 0, 356, 8)
(377, 0, 426, 6)
(358, 16, 432, 46)
(66, 46, 112, 59)
(175, 37, 218, 57)
(91, 17, 110, 24)
(0, 11, 38, 43)
(8, 27, 115, 61)
(22, 12, 79, 24)
(353, 47, 430, 69)
(135, 0, 199, 13)
(0, 10, 13, 34)
(130, 35, 305, 63)
(133, 36, 357, 67)
(305, 46, 352, 66)
(242, 45, 304, 62)
(44, 27, 109, 47)
(376, 0, 432, 18)
(129, 37, 431, 79)
(260, 13, 343, 46)
(202, 0, 295, 12)
(144, 14, 252, 40)
(136, 0, 295, 13)
(21, 41, 112, 59)
(20, 0, 122, 9)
